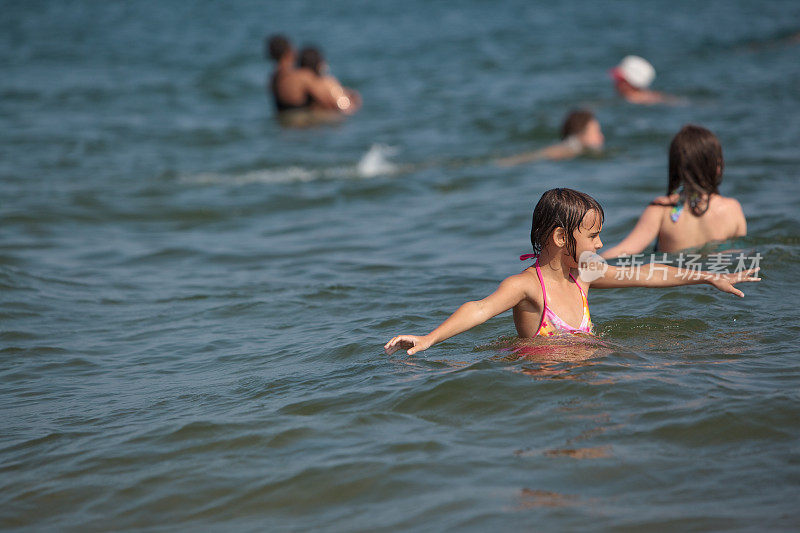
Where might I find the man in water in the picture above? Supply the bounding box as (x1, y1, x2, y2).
(265, 35, 340, 114)
(610, 55, 679, 105)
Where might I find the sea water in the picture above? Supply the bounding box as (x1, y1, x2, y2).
(2, 1, 800, 530)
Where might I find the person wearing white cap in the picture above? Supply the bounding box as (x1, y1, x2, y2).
(610, 55, 676, 105)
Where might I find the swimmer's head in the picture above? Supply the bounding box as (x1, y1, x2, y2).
(299, 46, 326, 75)
(530, 188, 604, 262)
(561, 109, 604, 150)
(266, 34, 292, 62)
(610, 55, 655, 89)
(668, 125, 724, 215)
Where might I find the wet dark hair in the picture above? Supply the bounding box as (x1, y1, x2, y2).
(530, 188, 604, 260)
(266, 34, 291, 61)
(560, 109, 596, 140)
(668, 124, 724, 216)
(298, 46, 324, 75)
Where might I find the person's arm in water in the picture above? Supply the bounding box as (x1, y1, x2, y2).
(589, 263, 760, 297)
(384, 274, 533, 356)
(342, 87, 361, 114)
(322, 75, 361, 114)
(300, 70, 340, 110)
(620, 85, 684, 106)
(625, 90, 666, 105)
(497, 142, 579, 167)
(600, 200, 667, 259)
(496, 151, 545, 167)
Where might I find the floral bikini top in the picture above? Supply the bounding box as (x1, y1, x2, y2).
(520, 255, 594, 336)
(652, 187, 708, 223)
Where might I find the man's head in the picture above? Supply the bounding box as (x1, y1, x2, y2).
(610, 55, 655, 90)
(266, 34, 292, 62)
(299, 46, 325, 75)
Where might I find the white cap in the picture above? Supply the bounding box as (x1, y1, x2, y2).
(611, 55, 656, 89)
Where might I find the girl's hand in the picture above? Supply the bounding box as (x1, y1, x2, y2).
(384, 335, 431, 356)
(707, 268, 761, 297)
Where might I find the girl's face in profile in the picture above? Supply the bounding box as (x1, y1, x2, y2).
(572, 210, 604, 260)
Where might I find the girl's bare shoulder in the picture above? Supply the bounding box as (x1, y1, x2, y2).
(509, 267, 544, 303)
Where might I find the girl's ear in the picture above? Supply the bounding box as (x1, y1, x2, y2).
(552, 227, 566, 248)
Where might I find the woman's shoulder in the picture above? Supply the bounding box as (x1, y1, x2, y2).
(714, 194, 743, 209)
(705, 194, 743, 216)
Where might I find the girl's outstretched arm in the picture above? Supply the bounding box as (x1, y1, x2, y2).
(600, 203, 665, 259)
(384, 274, 531, 356)
(590, 263, 760, 297)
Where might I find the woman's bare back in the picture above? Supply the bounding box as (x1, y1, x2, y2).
(656, 193, 746, 252)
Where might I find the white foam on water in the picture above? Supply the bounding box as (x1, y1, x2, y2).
(179, 144, 400, 186)
(356, 144, 399, 178)
(182, 166, 318, 185)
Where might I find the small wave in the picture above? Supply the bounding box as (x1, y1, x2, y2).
(179, 144, 400, 186)
(356, 144, 399, 178)
(182, 166, 319, 186)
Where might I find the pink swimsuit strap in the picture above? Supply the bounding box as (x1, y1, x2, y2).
(533, 259, 592, 334)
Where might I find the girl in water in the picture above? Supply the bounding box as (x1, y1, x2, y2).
(601, 125, 746, 258)
(384, 188, 759, 356)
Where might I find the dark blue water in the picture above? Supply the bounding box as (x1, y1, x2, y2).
(2, 1, 800, 530)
